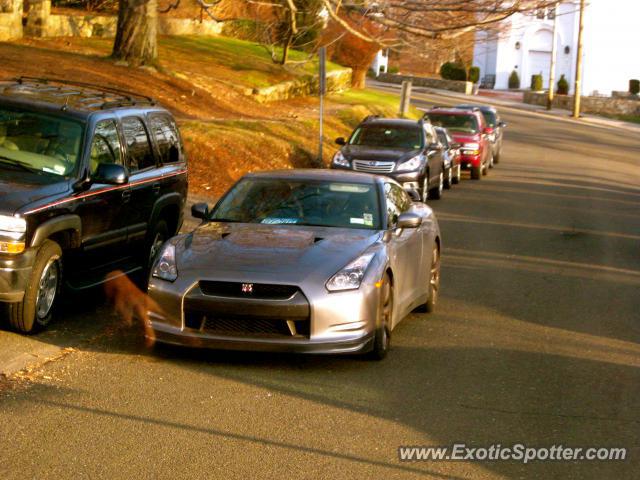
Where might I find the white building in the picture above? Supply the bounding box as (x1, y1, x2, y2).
(473, 1, 640, 95)
(371, 49, 389, 76)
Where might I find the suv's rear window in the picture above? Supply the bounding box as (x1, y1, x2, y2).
(349, 125, 423, 149)
(0, 106, 84, 178)
(427, 113, 479, 134)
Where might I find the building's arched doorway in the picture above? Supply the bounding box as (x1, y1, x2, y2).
(527, 29, 553, 88)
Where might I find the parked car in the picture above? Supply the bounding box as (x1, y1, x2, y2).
(423, 107, 492, 180)
(331, 116, 446, 201)
(455, 104, 507, 163)
(434, 126, 462, 188)
(147, 169, 442, 360)
(0, 77, 188, 333)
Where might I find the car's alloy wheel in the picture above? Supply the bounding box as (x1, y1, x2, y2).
(452, 164, 461, 184)
(8, 240, 62, 333)
(421, 175, 429, 202)
(429, 171, 444, 199)
(444, 166, 453, 189)
(369, 273, 393, 360)
(425, 245, 441, 312)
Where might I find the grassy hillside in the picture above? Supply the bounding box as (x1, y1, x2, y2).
(0, 36, 420, 196)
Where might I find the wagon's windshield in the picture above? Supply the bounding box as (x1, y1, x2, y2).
(210, 178, 382, 230)
(0, 106, 84, 178)
(349, 125, 423, 149)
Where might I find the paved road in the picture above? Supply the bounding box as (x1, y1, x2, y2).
(1, 90, 639, 479)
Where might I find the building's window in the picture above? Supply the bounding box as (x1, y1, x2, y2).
(536, 9, 545, 19)
(547, 7, 556, 20)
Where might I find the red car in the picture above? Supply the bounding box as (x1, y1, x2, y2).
(423, 107, 493, 180)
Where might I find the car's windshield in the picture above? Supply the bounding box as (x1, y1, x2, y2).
(482, 111, 497, 127)
(349, 125, 423, 149)
(0, 106, 84, 178)
(211, 178, 381, 230)
(426, 114, 479, 134)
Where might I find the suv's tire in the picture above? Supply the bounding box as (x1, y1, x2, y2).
(429, 171, 444, 200)
(369, 273, 393, 361)
(9, 240, 62, 333)
(452, 164, 461, 184)
(146, 220, 169, 271)
(420, 175, 429, 202)
(471, 165, 482, 180)
(444, 166, 453, 189)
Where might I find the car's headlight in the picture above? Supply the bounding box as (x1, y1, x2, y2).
(0, 215, 26, 254)
(396, 154, 424, 172)
(152, 243, 178, 282)
(332, 151, 350, 167)
(326, 252, 375, 292)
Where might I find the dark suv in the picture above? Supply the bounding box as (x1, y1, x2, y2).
(330, 116, 445, 201)
(0, 78, 188, 333)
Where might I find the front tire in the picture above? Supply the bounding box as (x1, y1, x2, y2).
(416, 243, 441, 313)
(429, 171, 444, 200)
(146, 220, 169, 271)
(369, 273, 393, 360)
(444, 166, 453, 189)
(452, 164, 461, 184)
(471, 165, 482, 180)
(9, 240, 62, 333)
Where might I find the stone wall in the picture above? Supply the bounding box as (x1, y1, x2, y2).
(524, 91, 640, 116)
(252, 68, 353, 103)
(377, 73, 474, 95)
(0, 0, 23, 41)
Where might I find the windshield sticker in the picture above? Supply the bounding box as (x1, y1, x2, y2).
(42, 165, 65, 175)
(261, 218, 299, 224)
(363, 213, 373, 226)
(350, 217, 365, 225)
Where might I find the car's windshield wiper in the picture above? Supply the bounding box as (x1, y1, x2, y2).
(0, 156, 41, 173)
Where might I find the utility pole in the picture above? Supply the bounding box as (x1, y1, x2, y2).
(399, 80, 412, 118)
(547, 1, 559, 110)
(572, 0, 586, 118)
(318, 47, 326, 165)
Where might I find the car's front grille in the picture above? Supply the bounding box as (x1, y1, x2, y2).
(352, 160, 395, 174)
(185, 311, 310, 338)
(199, 281, 298, 300)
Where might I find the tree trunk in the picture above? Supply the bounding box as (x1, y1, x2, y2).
(351, 66, 368, 89)
(280, 29, 294, 65)
(112, 0, 158, 67)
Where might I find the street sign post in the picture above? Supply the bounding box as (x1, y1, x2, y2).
(318, 47, 326, 165)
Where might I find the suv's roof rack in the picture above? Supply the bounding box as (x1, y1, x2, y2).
(12, 77, 156, 110)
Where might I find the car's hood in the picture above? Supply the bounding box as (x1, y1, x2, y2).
(0, 172, 70, 215)
(341, 145, 420, 163)
(449, 132, 481, 144)
(176, 222, 381, 283)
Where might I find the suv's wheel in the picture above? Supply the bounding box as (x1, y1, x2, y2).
(9, 240, 62, 333)
(369, 273, 393, 360)
(444, 166, 453, 189)
(471, 164, 482, 180)
(429, 171, 444, 200)
(146, 220, 169, 270)
(420, 175, 429, 202)
(452, 164, 461, 184)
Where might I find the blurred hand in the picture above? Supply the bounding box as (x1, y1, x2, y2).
(104, 270, 162, 346)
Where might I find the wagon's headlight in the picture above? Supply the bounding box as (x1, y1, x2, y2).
(396, 154, 424, 172)
(332, 151, 350, 167)
(0, 215, 26, 254)
(326, 252, 375, 292)
(152, 243, 178, 282)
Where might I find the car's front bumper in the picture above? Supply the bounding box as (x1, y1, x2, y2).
(331, 164, 423, 190)
(459, 153, 482, 169)
(147, 273, 382, 355)
(0, 249, 37, 303)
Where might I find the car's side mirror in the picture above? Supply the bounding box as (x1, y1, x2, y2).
(396, 212, 423, 229)
(93, 163, 128, 185)
(428, 142, 442, 151)
(404, 188, 421, 202)
(498, 121, 507, 128)
(335, 137, 346, 146)
(450, 142, 462, 149)
(191, 202, 209, 220)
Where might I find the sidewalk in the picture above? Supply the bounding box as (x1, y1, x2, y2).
(368, 79, 640, 134)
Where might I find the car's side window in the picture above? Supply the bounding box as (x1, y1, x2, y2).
(122, 117, 156, 172)
(150, 114, 181, 164)
(385, 183, 411, 226)
(89, 120, 122, 175)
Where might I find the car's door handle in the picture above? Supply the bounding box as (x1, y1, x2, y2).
(122, 190, 131, 202)
(152, 182, 161, 195)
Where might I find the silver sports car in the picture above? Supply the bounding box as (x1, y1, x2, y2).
(147, 169, 441, 359)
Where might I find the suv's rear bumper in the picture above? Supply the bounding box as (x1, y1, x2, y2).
(0, 250, 37, 303)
